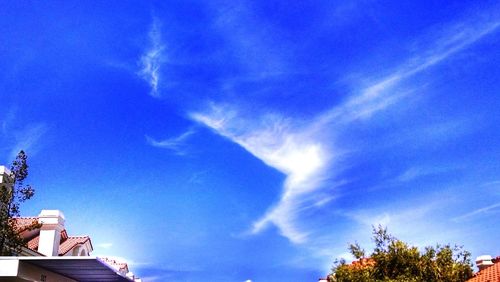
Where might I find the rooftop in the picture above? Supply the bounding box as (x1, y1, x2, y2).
(14, 216, 93, 256)
(468, 256, 500, 282)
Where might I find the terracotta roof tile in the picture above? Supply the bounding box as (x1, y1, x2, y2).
(27, 236, 39, 250)
(341, 257, 376, 270)
(468, 257, 500, 282)
(59, 236, 91, 255)
(12, 217, 38, 232)
(14, 216, 92, 256)
(24, 233, 91, 256)
(100, 257, 130, 274)
(351, 258, 375, 267)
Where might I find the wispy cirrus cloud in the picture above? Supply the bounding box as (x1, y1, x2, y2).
(191, 105, 330, 243)
(452, 202, 500, 222)
(146, 128, 196, 155)
(187, 170, 208, 185)
(190, 12, 500, 245)
(317, 17, 500, 128)
(1, 106, 17, 136)
(333, 197, 462, 254)
(0, 105, 48, 161)
(395, 164, 462, 183)
(9, 123, 48, 160)
(210, 2, 289, 78)
(97, 242, 113, 249)
(139, 17, 164, 98)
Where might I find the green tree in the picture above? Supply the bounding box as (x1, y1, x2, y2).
(330, 225, 473, 282)
(0, 151, 38, 255)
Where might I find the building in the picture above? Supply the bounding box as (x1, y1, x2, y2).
(14, 210, 93, 257)
(467, 255, 500, 282)
(0, 166, 141, 282)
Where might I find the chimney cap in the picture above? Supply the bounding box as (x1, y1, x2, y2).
(0, 165, 11, 173)
(38, 210, 65, 227)
(476, 255, 494, 270)
(0, 166, 13, 183)
(476, 255, 493, 262)
(39, 210, 65, 219)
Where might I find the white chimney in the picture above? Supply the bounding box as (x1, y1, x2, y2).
(0, 166, 13, 186)
(37, 210, 65, 256)
(0, 166, 13, 204)
(476, 255, 494, 271)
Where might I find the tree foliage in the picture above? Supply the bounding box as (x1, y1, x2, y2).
(329, 225, 473, 282)
(0, 151, 38, 255)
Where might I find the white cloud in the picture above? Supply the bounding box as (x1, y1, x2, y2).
(347, 201, 440, 230)
(187, 170, 208, 185)
(1, 106, 17, 135)
(452, 202, 500, 222)
(341, 199, 457, 249)
(190, 13, 500, 245)
(481, 180, 500, 187)
(317, 17, 500, 128)
(191, 105, 331, 243)
(146, 128, 196, 155)
(9, 123, 48, 160)
(139, 18, 164, 98)
(97, 242, 113, 249)
(140, 276, 162, 282)
(210, 2, 288, 77)
(396, 165, 460, 182)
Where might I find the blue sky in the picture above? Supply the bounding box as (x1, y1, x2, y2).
(1, 1, 500, 281)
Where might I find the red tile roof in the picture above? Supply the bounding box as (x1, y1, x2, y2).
(26, 232, 91, 256)
(100, 257, 130, 274)
(14, 216, 92, 256)
(27, 236, 39, 251)
(12, 217, 38, 232)
(351, 258, 376, 268)
(59, 236, 91, 255)
(468, 257, 500, 282)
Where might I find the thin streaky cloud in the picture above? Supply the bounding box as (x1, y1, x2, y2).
(452, 202, 500, 222)
(316, 17, 500, 128)
(210, 2, 289, 77)
(303, 197, 454, 272)
(396, 165, 461, 183)
(9, 123, 48, 160)
(187, 170, 208, 185)
(190, 13, 500, 245)
(139, 276, 161, 282)
(146, 128, 196, 155)
(139, 17, 164, 98)
(1, 106, 17, 135)
(345, 201, 439, 229)
(324, 200, 458, 258)
(481, 180, 500, 187)
(97, 243, 113, 249)
(191, 105, 331, 243)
